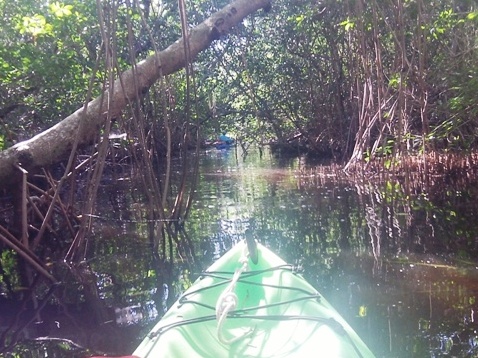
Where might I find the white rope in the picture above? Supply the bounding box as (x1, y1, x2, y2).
(215, 243, 254, 344)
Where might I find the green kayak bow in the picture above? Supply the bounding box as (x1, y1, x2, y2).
(133, 240, 375, 357)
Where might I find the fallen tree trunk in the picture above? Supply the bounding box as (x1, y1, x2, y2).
(0, 0, 271, 189)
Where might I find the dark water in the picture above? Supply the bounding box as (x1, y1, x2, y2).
(188, 148, 478, 358)
(4, 147, 478, 357)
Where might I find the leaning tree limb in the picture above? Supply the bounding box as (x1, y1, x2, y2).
(0, 0, 271, 189)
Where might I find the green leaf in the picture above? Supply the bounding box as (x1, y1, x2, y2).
(49, 2, 74, 18)
(295, 14, 305, 24)
(467, 11, 478, 21)
(358, 305, 367, 317)
(19, 14, 53, 37)
(339, 18, 355, 31)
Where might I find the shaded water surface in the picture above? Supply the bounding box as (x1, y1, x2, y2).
(190, 148, 478, 357)
(4, 147, 478, 357)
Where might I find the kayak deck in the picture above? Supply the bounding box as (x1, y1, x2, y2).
(133, 241, 375, 357)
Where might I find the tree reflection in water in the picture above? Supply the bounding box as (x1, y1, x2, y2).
(2, 147, 478, 357)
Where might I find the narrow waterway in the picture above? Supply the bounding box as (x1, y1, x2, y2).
(4, 147, 478, 357)
(184, 147, 478, 357)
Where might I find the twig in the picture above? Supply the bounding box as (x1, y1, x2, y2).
(0, 231, 57, 283)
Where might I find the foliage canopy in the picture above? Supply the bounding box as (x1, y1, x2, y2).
(0, 0, 477, 162)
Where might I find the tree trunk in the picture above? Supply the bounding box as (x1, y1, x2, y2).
(0, 0, 271, 189)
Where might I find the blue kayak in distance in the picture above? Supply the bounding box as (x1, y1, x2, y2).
(132, 240, 376, 357)
(215, 140, 234, 150)
(215, 134, 235, 149)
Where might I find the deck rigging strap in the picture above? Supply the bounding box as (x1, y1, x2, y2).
(215, 241, 254, 344)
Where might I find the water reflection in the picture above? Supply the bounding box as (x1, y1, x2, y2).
(183, 148, 478, 357)
(3, 147, 478, 357)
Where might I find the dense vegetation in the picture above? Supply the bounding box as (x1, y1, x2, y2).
(1, 0, 477, 164)
(1, 0, 478, 355)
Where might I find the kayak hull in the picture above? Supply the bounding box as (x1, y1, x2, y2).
(133, 241, 375, 357)
(215, 142, 234, 150)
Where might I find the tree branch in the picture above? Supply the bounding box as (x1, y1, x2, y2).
(0, 0, 271, 189)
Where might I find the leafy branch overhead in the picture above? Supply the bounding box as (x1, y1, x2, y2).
(1, 0, 478, 176)
(0, 0, 271, 189)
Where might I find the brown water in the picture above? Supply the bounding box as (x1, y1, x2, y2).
(3, 147, 478, 357)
